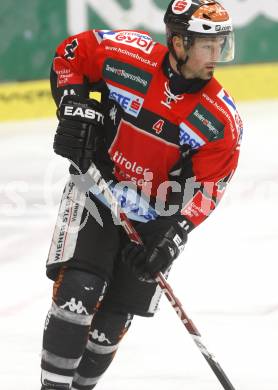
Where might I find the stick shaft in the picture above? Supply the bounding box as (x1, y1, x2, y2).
(87, 162, 236, 390)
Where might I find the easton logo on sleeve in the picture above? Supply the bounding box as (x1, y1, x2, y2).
(103, 59, 152, 94)
(187, 104, 224, 141)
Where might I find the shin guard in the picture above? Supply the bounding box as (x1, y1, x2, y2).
(72, 310, 133, 390)
(41, 268, 107, 388)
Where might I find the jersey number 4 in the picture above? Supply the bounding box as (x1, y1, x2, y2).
(152, 119, 165, 135)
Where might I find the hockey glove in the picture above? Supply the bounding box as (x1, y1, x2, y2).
(54, 95, 106, 173)
(122, 217, 188, 282)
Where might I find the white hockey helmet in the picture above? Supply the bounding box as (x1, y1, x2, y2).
(164, 0, 234, 63)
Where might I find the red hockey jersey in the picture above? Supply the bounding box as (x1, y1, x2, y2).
(51, 29, 243, 230)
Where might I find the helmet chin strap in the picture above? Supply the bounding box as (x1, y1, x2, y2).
(170, 39, 190, 77)
(172, 33, 196, 77)
(176, 56, 189, 75)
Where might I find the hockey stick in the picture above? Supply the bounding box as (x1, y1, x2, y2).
(80, 162, 236, 390)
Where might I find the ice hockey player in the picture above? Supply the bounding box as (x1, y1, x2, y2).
(41, 1, 243, 389)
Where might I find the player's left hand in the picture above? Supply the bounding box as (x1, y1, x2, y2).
(122, 217, 188, 282)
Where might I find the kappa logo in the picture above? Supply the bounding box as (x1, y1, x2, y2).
(60, 298, 89, 315)
(90, 329, 112, 344)
(59, 89, 76, 105)
(84, 286, 94, 291)
(62, 89, 76, 98)
(109, 104, 117, 125)
(96, 30, 156, 54)
(172, 0, 192, 14)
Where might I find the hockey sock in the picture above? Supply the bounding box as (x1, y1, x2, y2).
(41, 268, 107, 388)
(72, 309, 133, 390)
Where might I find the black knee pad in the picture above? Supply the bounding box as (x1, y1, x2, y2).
(53, 268, 107, 316)
(90, 310, 133, 346)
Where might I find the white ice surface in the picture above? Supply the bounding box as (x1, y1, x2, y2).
(0, 100, 278, 390)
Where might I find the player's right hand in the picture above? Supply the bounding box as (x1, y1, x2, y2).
(122, 217, 188, 282)
(53, 95, 106, 173)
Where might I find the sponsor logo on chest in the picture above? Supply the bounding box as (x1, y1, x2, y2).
(103, 58, 152, 94)
(179, 122, 206, 149)
(107, 83, 144, 117)
(187, 104, 224, 141)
